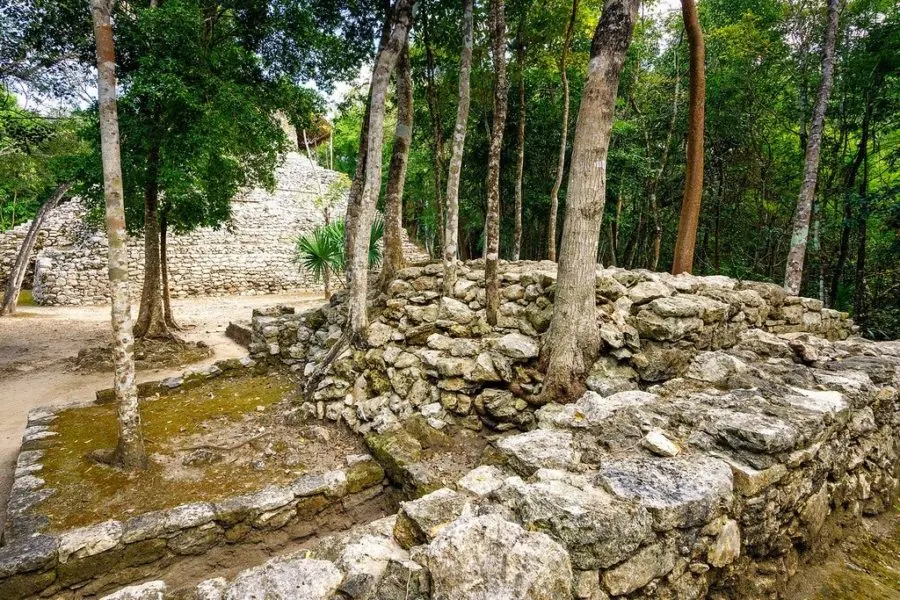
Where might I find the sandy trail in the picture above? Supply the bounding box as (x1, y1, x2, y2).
(0, 292, 323, 535)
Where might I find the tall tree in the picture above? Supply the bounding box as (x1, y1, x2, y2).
(539, 0, 640, 403)
(381, 42, 414, 289)
(90, 0, 146, 470)
(784, 0, 839, 294)
(442, 0, 475, 296)
(485, 0, 509, 326)
(512, 11, 528, 261)
(547, 0, 579, 262)
(671, 0, 706, 275)
(346, 0, 415, 337)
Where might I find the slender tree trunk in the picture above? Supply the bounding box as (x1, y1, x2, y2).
(649, 45, 680, 271)
(485, 0, 509, 326)
(1, 183, 72, 316)
(133, 142, 172, 339)
(854, 136, 869, 326)
(159, 209, 179, 329)
(91, 0, 146, 471)
(442, 0, 474, 296)
(784, 0, 839, 294)
(381, 42, 413, 290)
(346, 0, 415, 338)
(512, 15, 528, 261)
(671, 0, 706, 275)
(547, 0, 579, 261)
(345, 0, 393, 270)
(9, 191, 16, 230)
(830, 95, 871, 306)
(539, 0, 640, 404)
(424, 15, 447, 254)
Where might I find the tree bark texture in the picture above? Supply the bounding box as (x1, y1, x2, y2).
(160, 209, 179, 329)
(539, 0, 640, 404)
(91, 0, 147, 470)
(784, 0, 839, 294)
(133, 142, 172, 339)
(442, 0, 474, 296)
(0, 183, 72, 316)
(512, 14, 528, 261)
(485, 0, 509, 326)
(381, 42, 413, 291)
(346, 0, 415, 338)
(671, 0, 706, 275)
(424, 16, 447, 253)
(344, 2, 393, 270)
(547, 0, 579, 262)
(853, 135, 869, 326)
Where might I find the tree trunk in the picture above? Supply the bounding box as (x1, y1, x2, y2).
(133, 142, 172, 339)
(547, 0, 579, 262)
(424, 15, 446, 254)
(91, 0, 146, 471)
(539, 0, 640, 404)
(485, 0, 509, 326)
(649, 45, 680, 271)
(784, 0, 839, 294)
(346, 0, 415, 338)
(671, 0, 706, 275)
(830, 93, 871, 306)
(344, 0, 393, 271)
(512, 14, 528, 261)
(442, 0, 474, 296)
(160, 209, 179, 329)
(381, 42, 413, 291)
(853, 134, 869, 327)
(1, 183, 72, 316)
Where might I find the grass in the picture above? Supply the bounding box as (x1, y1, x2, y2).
(39, 373, 298, 530)
(16, 289, 35, 306)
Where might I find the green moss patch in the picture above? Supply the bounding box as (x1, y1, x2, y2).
(38, 373, 364, 530)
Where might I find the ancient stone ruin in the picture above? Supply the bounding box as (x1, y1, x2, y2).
(1, 262, 897, 599)
(0, 153, 344, 305)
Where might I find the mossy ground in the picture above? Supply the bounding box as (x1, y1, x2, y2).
(789, 507, 900, 599)
(39, 373, 364, 530)
(16, 289, 35, 306)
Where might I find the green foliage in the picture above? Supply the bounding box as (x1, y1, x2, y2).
(0, 93, 86, 230)
(294, 215, 384, 284)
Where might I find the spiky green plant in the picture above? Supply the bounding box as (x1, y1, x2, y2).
(294, 215, 385, 291)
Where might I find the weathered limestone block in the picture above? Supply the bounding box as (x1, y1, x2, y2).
(393, 488, 469, 549)
(598, 456, 733, 531)
(98, 580, 166, 600)
(223, 558, 343, 600)
(495, 429, 580, 476)
(601, 541, 677, 596)
(497, 471, 653, 569)
(424, 513, 573, 600)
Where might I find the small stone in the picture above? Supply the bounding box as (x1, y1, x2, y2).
(493, 332, 539, 360)
(707, 518, 741, 567)
(642, 429, 680, 457)
(224, 558, 343, 600)
(496, 429, 579, 476)
(602, 541, 676, 596)
(99, 580, 166, 600)
(457, 465, 505, 497)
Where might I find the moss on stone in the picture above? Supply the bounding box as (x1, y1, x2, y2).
(39, 374, 295, 530)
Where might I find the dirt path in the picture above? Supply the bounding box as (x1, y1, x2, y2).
(0, 292, 324, 535)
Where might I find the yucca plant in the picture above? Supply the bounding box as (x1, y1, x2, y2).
(295, 215, 384, 298)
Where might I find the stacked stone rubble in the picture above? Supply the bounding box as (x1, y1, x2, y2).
(251, 261, 854, 434)
(93, 333, 898, 598)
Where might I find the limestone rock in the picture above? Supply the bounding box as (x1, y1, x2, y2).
(598, 456, 733, 530)
(456, 465, 505, 498)
(0, 534, 57, 578)
(224, 558, 343, 600)
(99, 581, 166, 600)
(424, 513, 573, 600)
(495, 429, 579, 476)
(642, 428, 680, 457)
(707, 518, 741, 567)
(58, 519, 122, 563)
(492, 333, 539, 360)
(686, 352, 747, 386)
(393, 488, 468, 549)
(602, 541, 676, 596)
(498, 471, 652, 569)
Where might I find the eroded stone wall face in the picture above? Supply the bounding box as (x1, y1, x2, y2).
(0, 154, 344, 305)
(240, 262, 899, 600)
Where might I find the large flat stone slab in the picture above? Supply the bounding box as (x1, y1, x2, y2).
(597, 455, 733, 530)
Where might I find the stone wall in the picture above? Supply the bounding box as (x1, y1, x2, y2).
(0, 200, 90, 291)
(0, 153, 348, 305)
(250, 260, 854, 433)
(81, 332, 899, 599)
